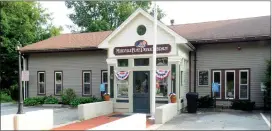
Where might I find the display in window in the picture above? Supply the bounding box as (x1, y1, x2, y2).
(117, 78, 129, 98)
(156, 77, 168, 97)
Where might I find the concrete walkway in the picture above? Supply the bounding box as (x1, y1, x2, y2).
(157, 111, 271, 130)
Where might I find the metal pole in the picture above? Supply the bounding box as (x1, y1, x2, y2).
(17, 45, 24, 114)
(151, 2, 157, 119)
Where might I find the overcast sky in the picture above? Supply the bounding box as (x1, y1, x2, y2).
(40, 1, 271, 34)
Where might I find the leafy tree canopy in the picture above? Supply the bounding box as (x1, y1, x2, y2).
(65, 1, 165, 32)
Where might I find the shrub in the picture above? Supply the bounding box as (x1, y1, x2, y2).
(70, 96, 102, 107)
(263, 60, 271, 110)
(197, 95, 214, 108)
(0, 92, 13, 103)
(23, 96, 47, 106)
(10, 84, 19, 100)
(231, 100, 255, 111)
(44, 96, 59, 104)
(61, 88, 76, 105)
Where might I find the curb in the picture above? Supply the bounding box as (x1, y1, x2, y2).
(53, 120, 80, 129)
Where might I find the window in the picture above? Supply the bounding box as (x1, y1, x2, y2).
(117, 78, 129, 98)
(225, 70, 235, 99)
(239, 70, 249, 99)
(83, 71, 91, 95)
(156, 78, 168, 97)
(212, 71, 221, 99)
(137, 25, 146, 35)
(134, 58, 149, 66)
(198, 70, 209, 86)
(180, 71, 183, 86)
(118, 59, 128, 67)
(54, 71, 63, 95)
(101, 70, 108, 92)
(156, 57, 168, 66)
(38, 71, 45, 94)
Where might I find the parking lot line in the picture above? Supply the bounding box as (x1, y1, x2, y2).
(260, 113, 271, 128)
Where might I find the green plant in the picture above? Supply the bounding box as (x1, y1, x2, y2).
(61, 88, 76, 105)
(10, 84, 19, 100)
(24, 97, 40, 106)
(0, 92, 13, 103)
(231, 100, 255, 111)
(197, 95, 214, 108)
(44, 96, 59, 104)
(263, 60, 271, 110)
(70, 96, 102, 107)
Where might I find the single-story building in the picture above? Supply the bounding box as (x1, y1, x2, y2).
(20, 8, 270, 113)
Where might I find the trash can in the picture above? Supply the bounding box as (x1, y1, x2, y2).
(186, 92, 199, 113)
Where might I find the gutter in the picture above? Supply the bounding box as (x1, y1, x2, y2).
(194, 47, 197, 93)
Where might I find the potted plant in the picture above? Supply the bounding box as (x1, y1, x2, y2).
(169, 93, 176, 103)
(103, 93, 110, 101)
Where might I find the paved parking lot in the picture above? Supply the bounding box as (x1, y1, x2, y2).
(158, 110, 271, 130)
(1, 103, 78, 126)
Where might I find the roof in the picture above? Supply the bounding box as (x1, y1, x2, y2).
(20, 15, 271, 53)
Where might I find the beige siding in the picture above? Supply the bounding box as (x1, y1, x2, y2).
(28, 50, 107, 98)
(190, 40, 270, 107)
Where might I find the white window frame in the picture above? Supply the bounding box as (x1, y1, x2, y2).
(225, 70, 235, 99)
(54, 71, 63, 95)
(239, 70, 249, 99)
(101, 70, 108, 91)
(198, 70, 209, 86)
(38, 71, 45, 94)
(83, 71, 91, 95)
(212, 70, 221, 99)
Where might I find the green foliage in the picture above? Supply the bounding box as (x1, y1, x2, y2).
(197, 95, 214, 108)
(231, 100, 255, 111)
(0, 92, 13, 103)
(65, 1, 165, 32)
(263, 60, 271, 110)
(61, 88, 76, 105)
(44, 96, 59, 104)
(23, 96, 47, 106)
(0, 1, 63, 93)
(70, 96, 102, 107)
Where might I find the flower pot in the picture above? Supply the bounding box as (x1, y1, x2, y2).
(170, 95, 176, 103)
(104, 95, 110, 101)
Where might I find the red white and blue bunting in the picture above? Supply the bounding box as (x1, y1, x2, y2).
(156, 70, 170, 79)
(115, 71, 130, 80)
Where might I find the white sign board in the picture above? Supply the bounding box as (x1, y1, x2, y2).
(261, 82, 266, 92)
(22, 71, 29, 81)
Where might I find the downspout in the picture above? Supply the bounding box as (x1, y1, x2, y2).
(189, 51, 191, 92)
(194, 49, 197, 93)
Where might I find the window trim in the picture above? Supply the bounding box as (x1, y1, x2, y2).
(239, 70, 249, 99)
(134, 58, 150, 66)
(82, 70, 92, 96)
(212, 70, 221, 99)
(101, 70, 108, 93)
(37, 71, 46, 95)
(198, 70, 209, 86)
(54, 71, 63, 96)
(117, 59, 129, 67)
(225, 70, 235, 99)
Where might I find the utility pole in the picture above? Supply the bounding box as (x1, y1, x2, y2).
(17, 44, 24, 114)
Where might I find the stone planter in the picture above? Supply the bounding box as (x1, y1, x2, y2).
(42, 104, 63, 108)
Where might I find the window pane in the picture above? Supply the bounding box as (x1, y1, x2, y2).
(240, 71, 248, 84)
(156, 57, 168, 66)
(226, 72, 235, 98)
(134, 58, 149, 66)
(39, 73, 44, 82)
(84, 84, 91, 94)
(39, 84, 45, 94)
(56, 84, 62, 94)
(214, 72, 220, 84)
(56, 73, 62, 82)
(180, 71, 183, 86)
(156, 78, 168, 97)
(240, 85, 248, 98)
(214, 85, 221, 98)
(102, 72, 108, 83)
(84, 73, 90, 83)
(118, 59, 128, 67)
(117, 79, 128, 98)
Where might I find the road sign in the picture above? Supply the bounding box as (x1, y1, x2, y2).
(22, 71, 29, 81)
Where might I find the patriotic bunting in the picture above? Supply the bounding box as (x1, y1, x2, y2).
(115, 71, 130, 80)
(156, 70, 170, 79)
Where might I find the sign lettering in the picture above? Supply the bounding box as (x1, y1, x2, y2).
(114, 44, 171, 55)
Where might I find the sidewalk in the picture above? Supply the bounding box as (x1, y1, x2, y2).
(52, 112, 153, 130)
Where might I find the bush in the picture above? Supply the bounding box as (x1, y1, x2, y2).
(23, 96, 47, 106)
(10, 84, 19, 101)
(231, 100, 255, 111)
(263, 60, 271, 110)
(61, 88, 76, 105)
(197, 95, 214, 108)
(44, 96, 59, 104)
(70, 96, 102, 107)
(0, 92, 13, 103)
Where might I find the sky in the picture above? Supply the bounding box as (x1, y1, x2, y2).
(39, 1, 271, 34)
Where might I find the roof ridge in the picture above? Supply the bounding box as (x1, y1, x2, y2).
(61, 30, 113, 35)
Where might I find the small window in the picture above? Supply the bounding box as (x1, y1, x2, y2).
(198, 70, 209, 86)
(101, 71, 108, 92)
(156, 77, 168, 97)
(38, 71, 45, 94)
(117, 79, 129, 98)
(54, 71, 63, 95)
(180, 71, 183, 86)
(239, 70, 249, 99)
(118, 59, 128, 67)
(134, 58, 149, 66)
(156, 57, 168, 66)
(83, 71, 91, 95)
(212, 71, 221, 99)
(137, 25, 146, 36)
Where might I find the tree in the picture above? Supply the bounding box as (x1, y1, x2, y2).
(263, 60, 271, 110)
(0, 1, 62, 95)
(65, 1, 165, 32)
